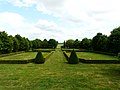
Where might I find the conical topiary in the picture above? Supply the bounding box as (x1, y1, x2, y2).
(68, 50, 79, 64)
(34, 51, 45, 64)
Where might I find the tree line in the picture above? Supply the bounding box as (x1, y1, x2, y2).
(63, 26, 120, 54)
(0, 31, 58, 54)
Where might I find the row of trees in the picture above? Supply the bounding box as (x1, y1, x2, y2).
(63, 26, 120, 54)
(0, 31, 58, 54)
(32, 38, 58, 49)
(63, 38, 92, 50)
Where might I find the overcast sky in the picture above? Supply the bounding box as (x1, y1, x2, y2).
(0, 0, 120, 42)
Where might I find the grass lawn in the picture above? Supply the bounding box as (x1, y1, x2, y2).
(0, 52, 49, 60)
(34, 49, 55, 52)
(66, 52, 118, 60)
(0, 51, 120, 90)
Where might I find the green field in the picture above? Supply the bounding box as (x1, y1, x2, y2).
(0, 52, 49, 60)
(57, 43, 63, 48)
(0, 50, 120, 90)
(66, 52, 118, 60)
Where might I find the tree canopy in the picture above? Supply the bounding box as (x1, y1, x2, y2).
(1, 26, 120, 54)
(63, 26, 120, 54)
(0, 31, 58, 54)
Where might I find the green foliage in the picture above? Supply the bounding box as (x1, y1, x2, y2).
(23, 38, 30, 51)
(42, 39, 49, 48)
(108, 26, 120, 54)
(81, 38, 92, 50)
(48, 39, 58, 48)
(32, 39, 42, 49)
(68, 50, 79, 64)
(118, 52, 120, 60)
(92, 33, 108, 52)
(0, 31, 13, 53)
(13, 37, 19, 52)
(63, 41, 66, 48)
(66, 39, 74, 48)
(73, 39, 81, 49)
(0, 39, 3, 51)
(15, 35, 30, 51)
(15, 34, 22, 51)
(8, 35, 14, 53)
(34, 51, 45, 64)
(31, 39, 58, 49)
(29, 41, 33, 50)
(0, 31, 58, 54)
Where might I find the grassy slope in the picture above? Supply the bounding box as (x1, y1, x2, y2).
(66, 52, 118, 60)
(0, 52, 49, 60)
(0, 50, 120, 90)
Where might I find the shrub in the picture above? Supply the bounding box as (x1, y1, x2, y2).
(118, 52, 120, 60)
(68, 50, 79, 64)
(34, 51, 45, 64)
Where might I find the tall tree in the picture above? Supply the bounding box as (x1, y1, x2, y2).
(42, 39, 48, 48)
(23, 38, 30, 51)
(15, 34, 22, 51)
(29, 41, 33, 50)
(32, 39, 42, 49)
(73, 39, 81, 49)
(92, 33, 108, 52)
(8, 35, 14, 52)
(66, 39, 74, 48)
(107, 26, 120, 54)
(0, 31, 11, 53)
(97, 35, 108, 52)
(0, 39, 3, 53)
(48, 39, 58, 48)
(63, 40, 66, 48)
(13, 37, 19, 52)
(80, 38, 92, 50)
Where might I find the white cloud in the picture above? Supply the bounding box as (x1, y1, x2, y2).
(0, 12, 67, 42)
(0, 12, 35, 35)
(0, 12, 25, 27)
(4, 0, 120, 22)
(1, 0, 120, 42)
(33, 0, 120, 37)
(35, 20, 58, 31)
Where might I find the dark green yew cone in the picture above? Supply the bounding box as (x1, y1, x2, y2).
(68, 50, 79, 64)
(34, 51, 45, 64)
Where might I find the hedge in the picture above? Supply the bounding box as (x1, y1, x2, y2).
(79, 59, 120, 64)
(0, 60, 31, 64)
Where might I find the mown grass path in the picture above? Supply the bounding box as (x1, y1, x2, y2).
(43, 48, 68, 74)
(45, 50, 66, 65)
